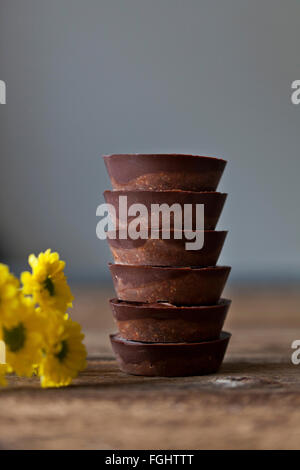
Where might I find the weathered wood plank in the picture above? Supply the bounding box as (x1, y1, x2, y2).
(0, 286, 299, 450)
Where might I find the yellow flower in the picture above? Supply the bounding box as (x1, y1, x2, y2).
(21, 249, 73, 313)
(0, 264, 19, 321)
(0, 364, 7, 387)
(39, 312, 86, 388)
(0, 296, 44, 377)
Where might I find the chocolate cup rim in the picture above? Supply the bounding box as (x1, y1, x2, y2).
(103, 153, 226, 164)
(110, 331, 231, 347)
(109, 298, 231, 310)
(104, 189, 227, 196)
(107, 229, 228, 237)
(109, 263, 231, 272)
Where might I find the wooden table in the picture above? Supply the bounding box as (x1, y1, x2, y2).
(0, 285, 299, 450)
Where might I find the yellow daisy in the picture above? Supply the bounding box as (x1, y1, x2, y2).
(21, 249, 73, 313)
(0, 264, 19, 320)
(0, 363, 7, 387)
(0, 296, 44, 377)
(39, 312, 87, 388)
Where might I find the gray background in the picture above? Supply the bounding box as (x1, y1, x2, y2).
(0, 0, 299, 283)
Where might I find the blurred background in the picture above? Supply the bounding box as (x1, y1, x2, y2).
(0, 0, 299, 286)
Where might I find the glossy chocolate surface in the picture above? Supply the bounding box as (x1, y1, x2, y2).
(104, 190, 227, 230)
(109, 264, 231, 305)
(103, 154, 226, 191)
(110, 331, 231, 376)
(107, 230, 227, 267)
(110, 298, 231, 342)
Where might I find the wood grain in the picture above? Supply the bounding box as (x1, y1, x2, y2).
(0, 285, 299, 450)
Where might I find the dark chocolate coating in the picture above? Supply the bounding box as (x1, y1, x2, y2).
(109, 264, 231, 305)
(110, 298, 231, 343)
(104, 190, 227, 230)
(103, 154, 226, 191)
(110, 332, 231, 376)
(107, 230, 227, 267)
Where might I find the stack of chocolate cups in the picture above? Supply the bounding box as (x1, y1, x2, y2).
(103, 154, 231, 377)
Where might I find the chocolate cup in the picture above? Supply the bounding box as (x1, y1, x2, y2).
(103, 154, 226, 191)
(109, 264, 231, 305)
(110, 332, 231, 377)
(107, 230, 227, 267)
(110, 298, 231, 343)
(104, 190, 227, 230)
